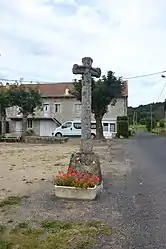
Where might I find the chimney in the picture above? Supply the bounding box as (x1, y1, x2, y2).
(65, 88, 70, 95)
(6, 82, 10, 89)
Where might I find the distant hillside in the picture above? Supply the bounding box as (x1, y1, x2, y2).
(128, 102, 165, 125)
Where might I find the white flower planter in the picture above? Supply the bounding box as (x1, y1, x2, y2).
(54, 182, 103, 200)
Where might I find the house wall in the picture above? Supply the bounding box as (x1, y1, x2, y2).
(6, 96, 127, 134)
(39, 120, 58, 136)
(32, 120, 40, 135)
(9, 120, 16, 133)
(6, 97, 127, 121)
(9, 120, 40, 135)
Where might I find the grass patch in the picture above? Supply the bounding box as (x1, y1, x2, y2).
(130, 124, 146, 131)
(0, 196, 22, 208)
(0, 219, 111, 249)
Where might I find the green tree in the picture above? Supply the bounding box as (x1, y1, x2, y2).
(128, 102, 165, 124)
(0, 87, 11, 134)
(9, 83, 43, 139)
(72, 71, 124, 139)
(159, 120, 165, 128)
(139, 118, 146, 125)
(145, 118, 157, 132)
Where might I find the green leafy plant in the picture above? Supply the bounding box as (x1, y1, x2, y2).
(159, 120, 165, 128)
(8, 83, 43, 139)
(71, 71, 125, 139)
(0, 195, 22, 208)
(117, 116, 129, 138)
(145, 117, 157, 132)
(0, 220, 111, 249)
(0, 88, 11, 134)
(54, 167, 100, 189)
(0, 133, 6, 141)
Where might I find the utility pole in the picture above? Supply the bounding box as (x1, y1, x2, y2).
(133, 109, 137, 127)
(150, 104, 153, 131)
(133, 110, 135, 126)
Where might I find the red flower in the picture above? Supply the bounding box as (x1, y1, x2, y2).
(62, 176, 66, 181)
(55, 170, 100, 188)
(93, 175, 99, 181)
(68, 167, 73, 172)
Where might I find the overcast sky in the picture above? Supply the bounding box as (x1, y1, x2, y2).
(0, 0, 166, 107)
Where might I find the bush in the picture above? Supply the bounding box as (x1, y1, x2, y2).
(54, 167, 100, 188)
(117, 116, 129, 138)
(128, 127, 135, 136)
(145, 118, 157, 131)
(139, 118, 146, 125)
(159, 120, 165, 128)
(0, 133, 6, 140)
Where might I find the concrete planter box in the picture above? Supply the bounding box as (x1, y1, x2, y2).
(54, 182, 103, 200)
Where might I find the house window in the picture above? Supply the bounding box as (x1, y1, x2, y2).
(44, 104, 49, 112)
(74, 104, 82, 113)
(27, 120, 33, 129)
(55, 104, 61, 113)
(17, 106, 21, 116)
(91, 123, 96, 129)
(110, 123, 115, 132)
(103, 123, 108, 132)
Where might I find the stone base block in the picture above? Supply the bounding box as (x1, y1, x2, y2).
(54, 182, 103, 200)
(68, 152, 102, 184)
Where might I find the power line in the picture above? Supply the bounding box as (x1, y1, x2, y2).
(123, 70, 166, 80)
(156, 82, 166, 102)
(0, 69, 166, 83)
(156, 79, 166, 102)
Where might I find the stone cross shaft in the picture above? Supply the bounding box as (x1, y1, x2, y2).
(72, 57, 101, 153)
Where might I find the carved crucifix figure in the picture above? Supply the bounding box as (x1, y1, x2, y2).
(72, 57, 101, 154)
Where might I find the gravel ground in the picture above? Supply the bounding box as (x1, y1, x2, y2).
(0, 139, 132, 248)
(115, 132, 166, 248)
(3, 133, 166, 248)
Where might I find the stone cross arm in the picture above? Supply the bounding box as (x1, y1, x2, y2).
(72, 64, 101, 78)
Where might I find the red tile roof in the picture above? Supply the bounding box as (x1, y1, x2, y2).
(37, 82, 74, 97)
(0, 81, 128, 97)
(122, 81, 128, 97)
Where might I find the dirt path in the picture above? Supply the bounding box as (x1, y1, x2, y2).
(0, 139, 132, 248)
(0, 141, 79, 200)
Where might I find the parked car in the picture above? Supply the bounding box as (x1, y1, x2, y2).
(52, 120, 116, 139)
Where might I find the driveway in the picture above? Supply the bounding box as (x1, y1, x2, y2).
(118, 132, 166, 248)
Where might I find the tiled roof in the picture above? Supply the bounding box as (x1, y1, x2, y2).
(122, 81, 128, 97)
(0, 81, 128, 97)
(37, 82, 74, 97)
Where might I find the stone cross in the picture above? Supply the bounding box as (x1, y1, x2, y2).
(72, 57, 101, 154)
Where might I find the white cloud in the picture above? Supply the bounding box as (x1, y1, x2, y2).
(0, 0, 166, 106)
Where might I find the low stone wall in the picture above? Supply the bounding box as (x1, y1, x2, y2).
(24, 136, 69, 144)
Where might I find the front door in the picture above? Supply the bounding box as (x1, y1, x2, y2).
(15, 121, 22, 133)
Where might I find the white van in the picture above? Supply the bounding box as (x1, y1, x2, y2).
(52, 120, 116, 139)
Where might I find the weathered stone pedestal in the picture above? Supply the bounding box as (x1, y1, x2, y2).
(68, 152, 102, 185)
